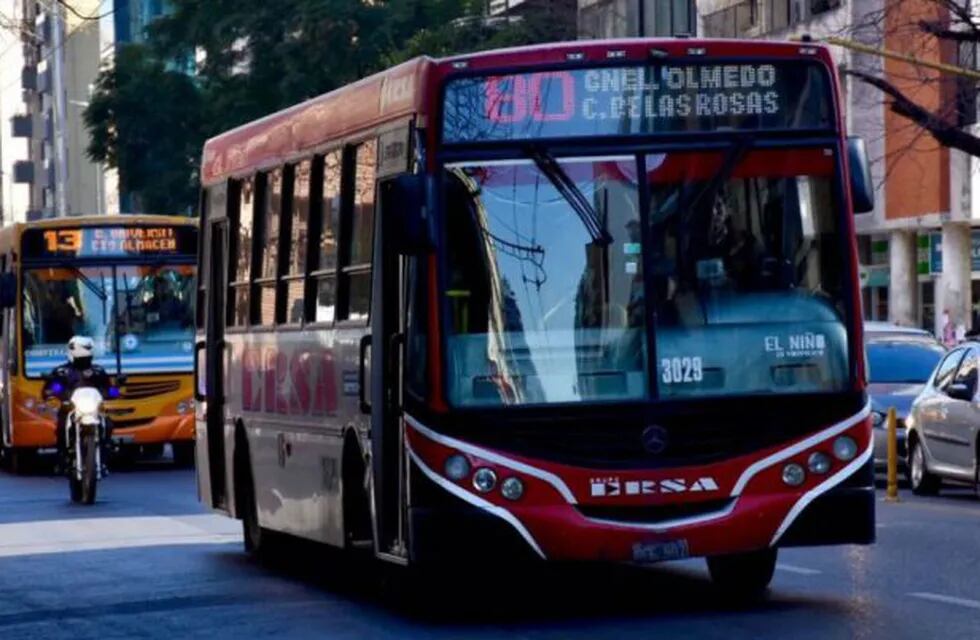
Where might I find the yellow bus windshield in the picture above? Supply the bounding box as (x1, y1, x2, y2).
(22, 264, 195, 377)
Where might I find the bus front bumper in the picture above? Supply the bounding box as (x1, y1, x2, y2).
(405, 409, 874, 565)
(9, 413, 194, 449)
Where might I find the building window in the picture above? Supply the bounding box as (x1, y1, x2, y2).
(770, 0, 789, 30)
(957, 42, 978, 127)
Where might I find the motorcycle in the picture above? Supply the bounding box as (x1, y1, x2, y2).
(43, 378, 121, 504)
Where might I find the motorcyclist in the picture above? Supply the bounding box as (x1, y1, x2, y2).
(42, 336, 114, 473)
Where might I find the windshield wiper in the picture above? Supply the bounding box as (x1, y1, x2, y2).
(525, 146, 612, 246)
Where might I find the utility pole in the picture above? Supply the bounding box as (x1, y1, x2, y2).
(637, 0, 645, 37)
(49, 0, 68, 218)
(796, 35, 980, 81)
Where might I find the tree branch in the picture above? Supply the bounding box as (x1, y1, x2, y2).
(918, 19, 980, 42)
(846, 68, 980, 157)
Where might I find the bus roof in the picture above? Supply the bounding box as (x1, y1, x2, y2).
(201, 38, 835, 186)
(10, 214, 197, 230)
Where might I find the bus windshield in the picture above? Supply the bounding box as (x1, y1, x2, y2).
(22, 265, 195, 377)
(443, 148, 849, 407)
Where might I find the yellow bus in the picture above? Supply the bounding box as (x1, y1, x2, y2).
(0, 215, 198, 471)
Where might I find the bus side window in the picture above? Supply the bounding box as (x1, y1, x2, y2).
(283, 159, 312, 325)
(339, 140, 376, 323)
(253, 168, 283, 327)
(229, 177, 255, 328)
(199, 183, 227, 330)
(306, 151, 341, 324)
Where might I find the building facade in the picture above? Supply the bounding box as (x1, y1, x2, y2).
(0, 0, 173, 224)
(579, 0, 697, 38)
(695, 0, 980, 337)
(0, 0, 104, 222)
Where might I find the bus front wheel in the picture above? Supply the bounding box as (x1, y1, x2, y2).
(706, 548, 777, 599)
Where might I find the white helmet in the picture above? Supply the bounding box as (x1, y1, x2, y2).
(67, 336, 94, 362)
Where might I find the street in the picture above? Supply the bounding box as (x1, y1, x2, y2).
(0, 463, 975, 639)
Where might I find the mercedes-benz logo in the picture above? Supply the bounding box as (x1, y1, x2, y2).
(641, 425, 669, 455)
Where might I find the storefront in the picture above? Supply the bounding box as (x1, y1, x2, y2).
(859, 235, 890, 321)
(917, 228, 980, 333)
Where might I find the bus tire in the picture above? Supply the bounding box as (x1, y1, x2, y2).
(173, 442, 195, 468)
(235, 431, 277, 559)
(342, 433, 372, 551)
(707, 548, 776, 600)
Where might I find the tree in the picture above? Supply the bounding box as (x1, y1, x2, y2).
(845, 0, 980, 158)
(84, 0, 570, 214)
(84, 45, 203, 214)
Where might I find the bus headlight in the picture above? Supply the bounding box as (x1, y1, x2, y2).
(500, 477, 524, 501)
(23, 397, 35, 410)
(782, 463, 806, 487)
(177, 401, 190, 415)
(808, 452, 832, 475)
(444, 454, 470, 481)
(833, 436, 858, 462)
(472, 467, 497, 493)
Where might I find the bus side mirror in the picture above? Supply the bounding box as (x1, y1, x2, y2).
(847, 136, 875, 214)
(382, 174, 430, 255)
(0, 272, 15, 309)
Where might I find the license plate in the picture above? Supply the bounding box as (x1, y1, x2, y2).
(632, 539, 690, 564)
(113, 435, 135, 444)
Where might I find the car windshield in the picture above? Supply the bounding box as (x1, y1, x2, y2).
(442, 148, 851, 407)
(866, 339, 945, 383)
(22, 265, 195, 377)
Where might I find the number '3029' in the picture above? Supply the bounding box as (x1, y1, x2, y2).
(660, 357, 704, 384)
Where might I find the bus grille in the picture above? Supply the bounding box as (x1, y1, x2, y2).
(121, 380, 181, 400)
(110, 417, 155, 429)
(447, 394, 866, 469)
(576, 498, 735, 524)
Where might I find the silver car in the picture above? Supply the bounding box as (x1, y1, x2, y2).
(906, 341, 980, 494)
(865, 322, 945, 471)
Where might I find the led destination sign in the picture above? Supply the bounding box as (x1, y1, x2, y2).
(23, 226, 197, 259)
(443, 61, 833, 142)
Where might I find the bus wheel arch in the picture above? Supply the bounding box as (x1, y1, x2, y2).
(342, 427, 372, 550)
(232, 419, 265, 554)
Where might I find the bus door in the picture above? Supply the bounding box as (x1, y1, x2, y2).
(368, 172, 414, 560)
(203, 219, 229, 509)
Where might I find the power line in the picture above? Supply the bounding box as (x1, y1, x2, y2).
(54, 0, 113, 21)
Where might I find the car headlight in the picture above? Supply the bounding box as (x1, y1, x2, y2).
(871, 411, 885, 427)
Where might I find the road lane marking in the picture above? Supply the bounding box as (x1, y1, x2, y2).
(908, 592, 980, 610)
(0, 514, 242, 558)
(775, 563, 822, 576)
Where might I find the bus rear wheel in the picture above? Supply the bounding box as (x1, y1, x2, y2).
(706, 548, 777, 600)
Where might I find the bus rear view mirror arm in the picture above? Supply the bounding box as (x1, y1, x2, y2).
(847, 136, 875, 214)
(382, 173, 431, 255)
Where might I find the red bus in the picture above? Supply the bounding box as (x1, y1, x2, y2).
(195, 38, 875, 595)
